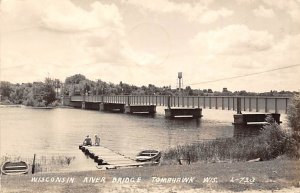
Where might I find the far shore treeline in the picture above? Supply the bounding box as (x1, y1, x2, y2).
(0, 74, 298, 107)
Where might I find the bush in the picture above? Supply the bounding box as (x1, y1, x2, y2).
(23, 97, 35, 106)
(287, 93, 300, 131)
(162, 116, 300, 164)
(2, 99, 12, 105)
(49, 100, 61, 107)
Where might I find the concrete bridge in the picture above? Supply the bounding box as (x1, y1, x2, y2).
(64, 95, 290, 121)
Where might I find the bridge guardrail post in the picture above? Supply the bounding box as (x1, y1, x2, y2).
(285, 98, 288, 114)
(237, 97, 242, 114)
(265, 98, 268, 113)
(275, 98, 278, 113)
(167, 95, 171, 109)
(127, 96, 130, 106)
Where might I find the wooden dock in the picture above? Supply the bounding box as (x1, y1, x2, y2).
(79, 145, 158, 169)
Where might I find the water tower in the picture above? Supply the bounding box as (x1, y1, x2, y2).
(177, 72, 183, 92)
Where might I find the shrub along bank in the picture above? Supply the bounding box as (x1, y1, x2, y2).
(162, 117, 300, 164)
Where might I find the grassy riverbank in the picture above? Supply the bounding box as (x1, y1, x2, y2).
(1, 158, 299, 193)
(162, 119, 300, 165)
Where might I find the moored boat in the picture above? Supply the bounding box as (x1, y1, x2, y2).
(135, 150, 161, 162)
(1, 161, 29, 175)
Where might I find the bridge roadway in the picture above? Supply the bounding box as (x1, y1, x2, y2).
(69, 95, 290, 114)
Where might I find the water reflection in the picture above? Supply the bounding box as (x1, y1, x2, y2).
(233, 124, 262, 138)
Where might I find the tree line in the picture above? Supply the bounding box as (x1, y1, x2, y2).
(0, 73, 297, 107)
(0, 78, 60, 107)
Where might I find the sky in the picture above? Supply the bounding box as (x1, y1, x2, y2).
(1, 0, 300, 92)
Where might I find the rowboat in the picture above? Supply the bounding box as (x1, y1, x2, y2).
(135, 150, 161, 162)
(1, 161, 29, 175)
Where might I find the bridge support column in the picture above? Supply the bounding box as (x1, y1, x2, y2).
(125, 105, 156, 114)
(233, 113, 281, 125)
(100, 103, 125, 113)
(165, 108, 202, 119)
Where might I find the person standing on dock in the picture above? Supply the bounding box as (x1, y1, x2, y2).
(94, 134, 100, 146)
(83, 135, 92, 146)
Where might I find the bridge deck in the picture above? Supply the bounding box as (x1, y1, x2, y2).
(70, 95, 291, 114)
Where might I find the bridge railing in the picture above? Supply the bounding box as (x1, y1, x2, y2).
(70, 95, 291, 113)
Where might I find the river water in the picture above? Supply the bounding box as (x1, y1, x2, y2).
(0, 106, 288, 171)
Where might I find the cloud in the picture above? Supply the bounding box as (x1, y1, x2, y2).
(123, 0, 233, 24)
(200, 8, 233, 24)
(262, 0, 300, 22)
(236, 0, 300, 22)
(191, 25, 274, 55)
(41, 2, 123, 33)
(1, 0, 171, 83)
(187, 27, 300, 91)
(0, 0, 128, 82)
(253, 5, 275, 18)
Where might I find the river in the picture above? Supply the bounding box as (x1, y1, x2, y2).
(0, 106, 288, 171)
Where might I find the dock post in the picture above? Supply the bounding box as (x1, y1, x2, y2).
(237, 97, 242, 114)
(32, 154, 36, 174)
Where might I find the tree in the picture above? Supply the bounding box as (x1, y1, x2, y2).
(0, 81, 13, 100)
(54, 79, 61, 97)
(185, 86, 193, 96)
(43, 78, 56, 106)
(65, 74, 86, 84)
(287, 93, 300, 131)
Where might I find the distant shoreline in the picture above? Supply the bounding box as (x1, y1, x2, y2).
(0, 104, 23, 108)
(0, 104, 74, 109)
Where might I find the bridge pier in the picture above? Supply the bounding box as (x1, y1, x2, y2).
(62, 96, 71, 106)
(233, 113, 281, 125)
(69, 101, 83, 108)
(125, 105, 156, 114)
(165, 108, 202, 118)
(83, 102, 100, 110)
(100, 103, 125, 113)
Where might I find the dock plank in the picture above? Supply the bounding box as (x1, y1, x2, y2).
(80, 145, 143, 168)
